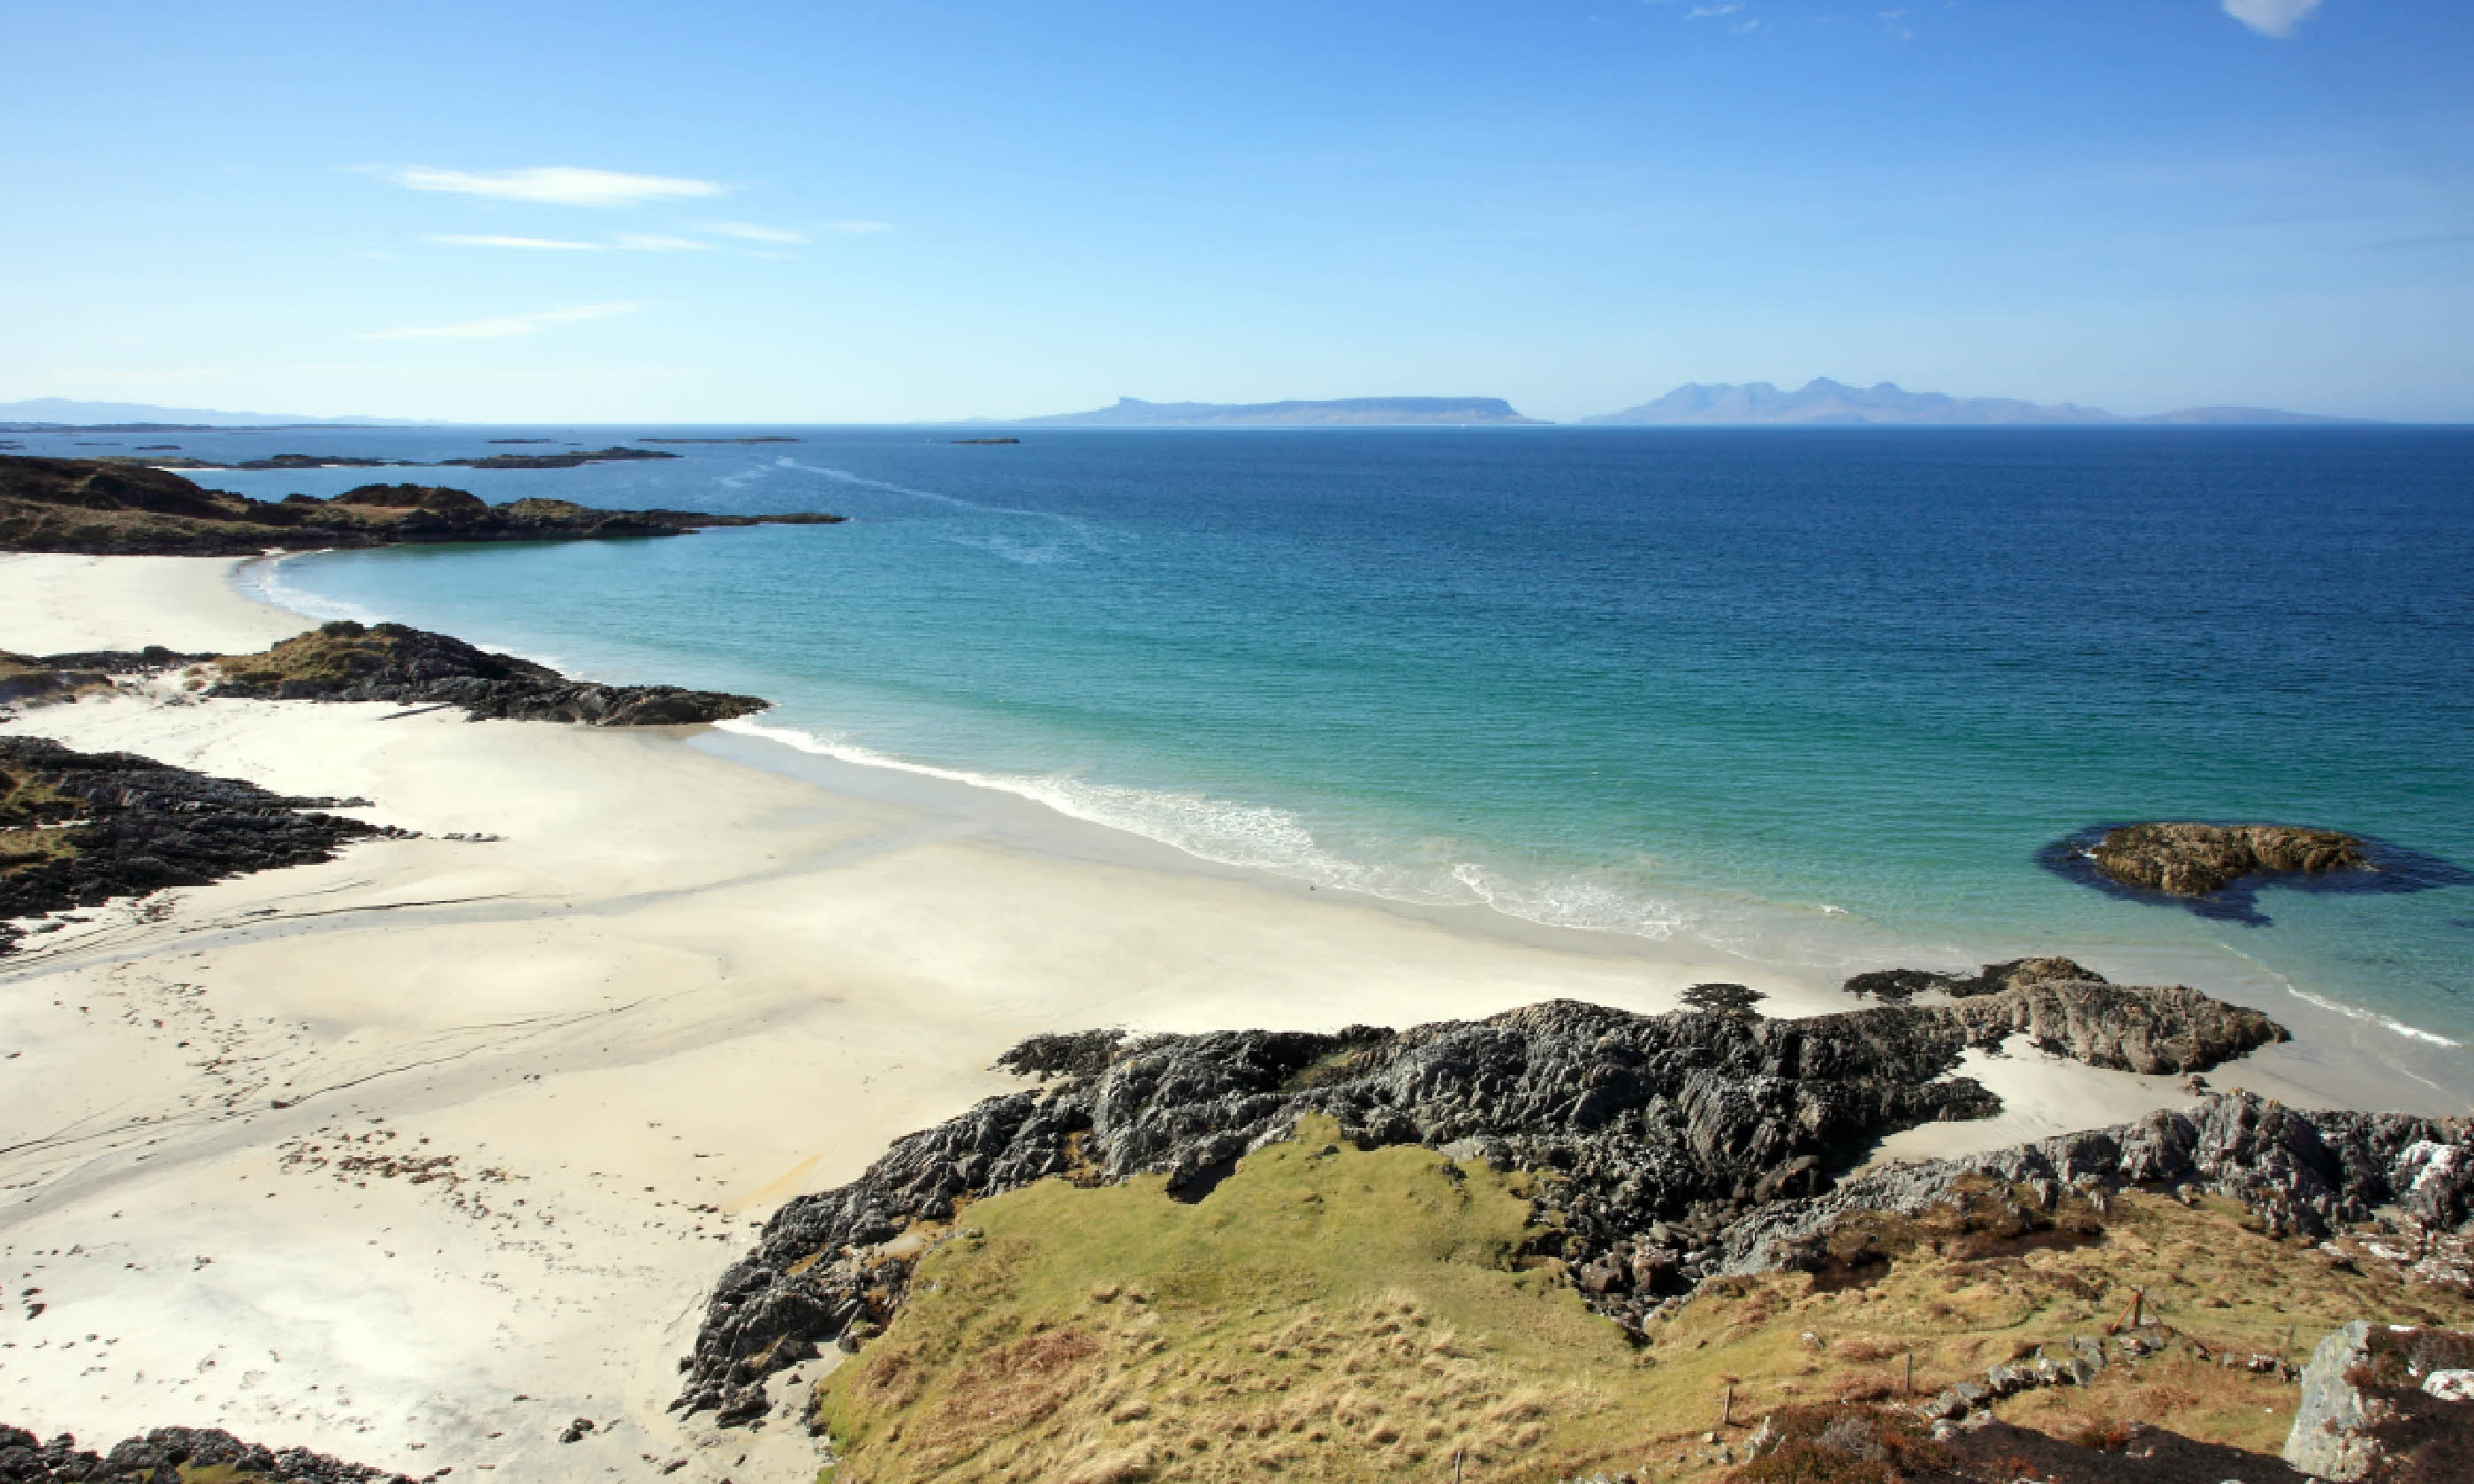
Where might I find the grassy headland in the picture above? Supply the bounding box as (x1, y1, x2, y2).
(809, 1116, 2474, 1483)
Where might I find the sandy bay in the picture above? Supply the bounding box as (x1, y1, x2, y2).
(0, 551, 2448, 1482)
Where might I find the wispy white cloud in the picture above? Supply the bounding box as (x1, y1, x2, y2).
(703, 221, 809, 245)
(1683, 4, 1737, 17)
(430, 233, 605, 251)
(1879, 8, 1914, 38)
(615, 233, 713, 252)
(2222, 0, 2321, 37)
(386, 165, 725, 208)
(360, 301, 643, 341)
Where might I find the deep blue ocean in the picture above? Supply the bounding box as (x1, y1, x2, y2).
(26, 423, 2474, 1056)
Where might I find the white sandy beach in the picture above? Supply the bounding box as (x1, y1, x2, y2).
(0, 552, 2435, 1481)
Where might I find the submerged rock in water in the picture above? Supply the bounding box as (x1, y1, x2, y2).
(208, 620, 770, 726)
(2090, 822, 2367, 897)
(671, 978, 2291, 1424)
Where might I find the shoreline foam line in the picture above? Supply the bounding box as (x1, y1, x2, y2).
(716, 716, 1701, 941)
(226, 549, 2474, 1068)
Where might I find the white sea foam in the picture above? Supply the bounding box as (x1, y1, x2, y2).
(235, 551, 381, 625)
(777, 458, 996, 510)
(230, 554, 579, 673)
(2283, 986, 2463, 1049)
(715, 716, 1701, 942)
(776, 459, 1108, 563)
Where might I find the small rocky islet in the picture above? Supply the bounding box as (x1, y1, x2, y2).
(2088, 822, 2368, 897)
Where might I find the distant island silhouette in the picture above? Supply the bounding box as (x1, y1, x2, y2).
(1021, 396, 1544, 427)
(1582, 377, 2370, 427)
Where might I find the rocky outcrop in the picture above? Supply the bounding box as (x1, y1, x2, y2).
(0, 1423, 421, 1482)
(2288, 1321, 2382, 1481)
(1844, 955, 2106, 1003)
(0, 735, 397, 956)
(0, 454, 840, 556)
(2090, 822, 2367, 897)
(671, 978, 2289, 1424)
(1840, 959, 2286, 1072)
(0, 647, 210, 706)
(1718, 1092, 2474, 1285)
(207, 621, 770, 726)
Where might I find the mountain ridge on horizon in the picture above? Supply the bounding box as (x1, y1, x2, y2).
(4, 387, 2398, 429)
(0, 397, 419, 428)
(1582, 377, 2371, 428)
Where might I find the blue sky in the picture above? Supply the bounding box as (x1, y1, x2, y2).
(4, 0, 2469, 422)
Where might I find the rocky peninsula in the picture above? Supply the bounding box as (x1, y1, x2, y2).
(676, 974, 2473, 1483)
(1, 624, 774, 954)
(674, 963, 2290, 1423)
(0, 733, 394, 958)
(207, 620, 770, 725)
(0, 455, 839, 556)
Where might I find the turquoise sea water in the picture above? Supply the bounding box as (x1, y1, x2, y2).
(31, 424, 2474, 1059)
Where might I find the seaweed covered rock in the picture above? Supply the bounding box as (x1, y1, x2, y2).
(2091, 822, 2367, 897)
(1, 734, 394, 956)
(672, 979, 2291, 1423)
(208, 621, 769, 726)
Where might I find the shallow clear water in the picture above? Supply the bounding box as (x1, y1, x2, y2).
(42, 422, 2473, 1052)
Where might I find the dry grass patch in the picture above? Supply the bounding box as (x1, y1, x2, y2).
(812, 1124, 2474, 1483)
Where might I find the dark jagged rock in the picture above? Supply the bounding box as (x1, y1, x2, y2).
(1, 735, 397, 957)
(0, 453, 840, 556)
(1844, 956, 2107, 1003)
(1717, 1091, 2474, 1283)
(206, 621, 770, 726)
(2092, 822, 2367, 897)
(0, 1422, 420, 1481)
(671, 979, 2288, 1423)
